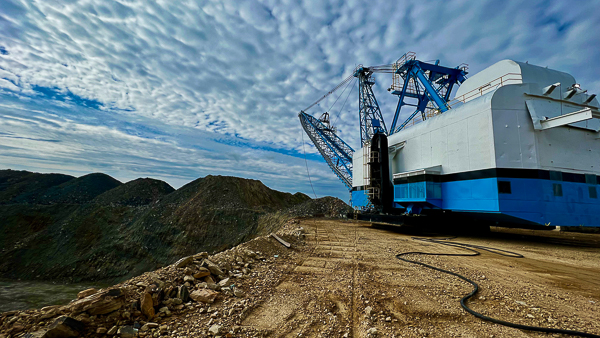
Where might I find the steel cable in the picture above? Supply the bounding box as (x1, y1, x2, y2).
(396, 237, 600, 337)
(332, 78, 357, 128)
(300, 129, 318, 199)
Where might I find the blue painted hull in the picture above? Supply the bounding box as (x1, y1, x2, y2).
(354, 173, 600, 227)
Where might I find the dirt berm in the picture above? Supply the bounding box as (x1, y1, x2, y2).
(0, 169, 351, 282)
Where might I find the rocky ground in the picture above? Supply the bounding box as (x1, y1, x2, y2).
(1, 218, 599, 338)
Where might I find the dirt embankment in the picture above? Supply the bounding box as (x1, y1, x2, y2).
(2, 219, 599, 338)
(0, 169, 350, 283)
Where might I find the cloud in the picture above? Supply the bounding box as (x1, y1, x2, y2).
(0, 0, 599, 200)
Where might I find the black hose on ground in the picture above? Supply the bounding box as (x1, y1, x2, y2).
(396, 237, 600, 338)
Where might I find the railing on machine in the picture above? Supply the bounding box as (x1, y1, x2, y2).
(391, 52, 417, 91)
(448, 72, 523, 107)
(407, 108, 441, 126)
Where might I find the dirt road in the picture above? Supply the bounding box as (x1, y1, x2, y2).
(240, 218, 600, 337)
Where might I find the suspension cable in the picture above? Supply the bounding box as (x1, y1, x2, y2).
(327, 76, 354, 113)
(300, 130, 318, 199)
(303, 74, 354, 112)
(302, 63, 395, 113)
(332, 78, 357, 127)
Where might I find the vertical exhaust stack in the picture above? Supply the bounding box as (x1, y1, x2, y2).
(367, 133, 393, 213)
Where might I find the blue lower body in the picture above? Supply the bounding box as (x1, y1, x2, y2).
(354, 177, 600, 227)
(351, 189, 370, 210)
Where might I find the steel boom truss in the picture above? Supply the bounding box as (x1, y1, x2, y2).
(299, 111, 354, 190)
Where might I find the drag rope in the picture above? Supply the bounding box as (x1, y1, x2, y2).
(396, 237, 600, 337)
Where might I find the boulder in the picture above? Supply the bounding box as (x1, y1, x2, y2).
(193, 267, 210, 279)
(64, 289, 124, 315)
(217, 278, 230, 288)
(183, 275, 195, 283)
(117, 326, 136, 338)
(10, 325, 24, 334)
(204, 259, 224, 276)
(174, 256, 193, 268)
(193, 252, 208, 260)
(140, 322, 159, 332)
(206, 282, 220, 291)
(190, 289, 219, 304)
(177, 285, 190, 303)
(140, 292, 155, 319)
(45, 316, 84, 338)
(148, 273, 164, 289)
(208, 324, 222, 336)
(40, 305, 61, 312)
(39, 307, 59, 320)
(107, 326, 117, 335)
(233, 288, 245, 298)
(77, 288, 97, 299)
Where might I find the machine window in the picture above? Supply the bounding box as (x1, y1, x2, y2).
(553, 183, 563, 197)
(590, 187, 598, 199)
(498, 181, 511, 194)
(549, 171, 562, 181)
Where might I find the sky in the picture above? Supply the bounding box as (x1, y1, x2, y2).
(1, 0, 599, 201)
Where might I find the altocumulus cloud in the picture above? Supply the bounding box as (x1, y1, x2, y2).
(0, 0, 599, 200)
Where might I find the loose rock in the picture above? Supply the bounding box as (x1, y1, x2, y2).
(174, 256, 193, 268)
(140, 292, 155, 319)
(177, 285, 190, 303)
(208, 324, 222, 335)
(193, 267, 211, 279)
(107, 325, 118, 335)
(190, 289, 219, 304)
(45, 316, 84, 338)
(77, 288, 97, 299)
(117, 326, 136, 338)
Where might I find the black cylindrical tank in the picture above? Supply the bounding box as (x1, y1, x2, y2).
(368, 133, 393, 213)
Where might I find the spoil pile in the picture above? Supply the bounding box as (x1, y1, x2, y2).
(92, 178, 175, 207)
(287, 196, 353, 218)
(0, 221, 308, 338)
(0, 170, 339, 282)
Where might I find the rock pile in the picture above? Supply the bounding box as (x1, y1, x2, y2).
(0, 227, 301, 338)
(286, 196, 352, 218)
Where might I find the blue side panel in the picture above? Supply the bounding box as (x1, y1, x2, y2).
(351, 189, 370, 208)
(441, 178, 500, 212)
(392, 176, 600, 227)
(498, 178, 600, 227)
(394, 181, 442, 208)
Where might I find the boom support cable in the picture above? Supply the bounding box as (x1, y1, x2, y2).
(333, 78, 357, 128)
(328, 75, 354, 113)
(303, 74, 354, 112)
(396, 237, 600, 338)
(300, 130, 318, 199)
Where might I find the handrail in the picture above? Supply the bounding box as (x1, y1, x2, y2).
(448, 72, 523, 107)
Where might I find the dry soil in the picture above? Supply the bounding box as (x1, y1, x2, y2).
(239, 218, 600, 337)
